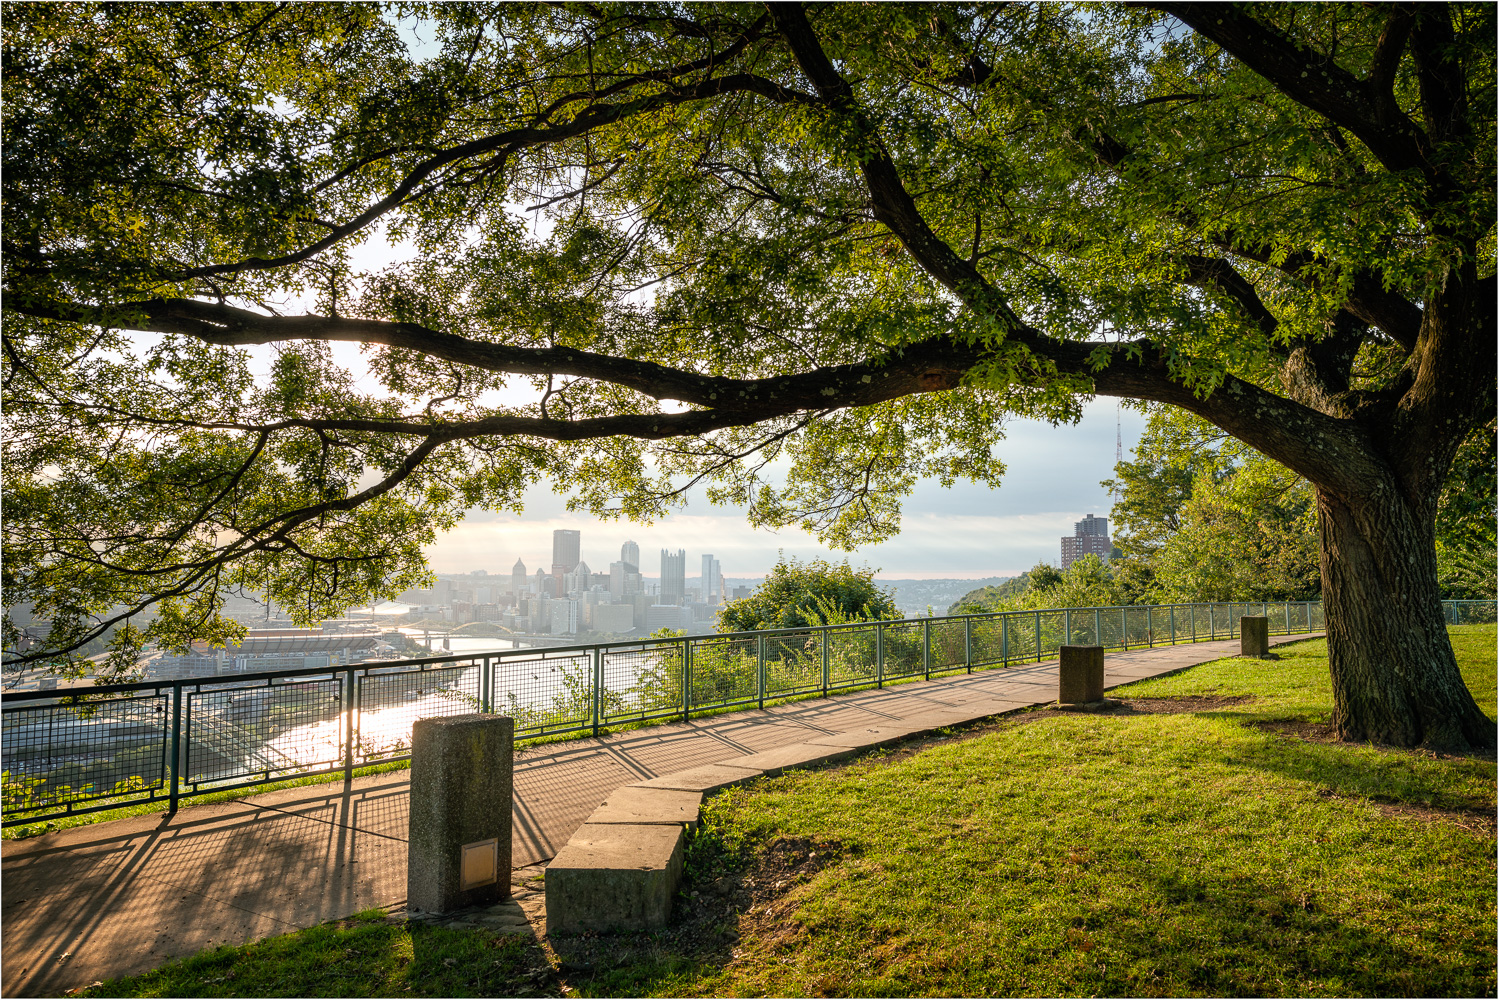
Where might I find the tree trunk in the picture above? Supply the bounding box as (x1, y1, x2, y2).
(1317, 485, 1496, 751)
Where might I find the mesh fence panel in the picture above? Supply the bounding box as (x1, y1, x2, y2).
(187, 678, 343, 784)
(929, 619, 968, 674)
(688, 634, 759, 710)
(1447, 600, 1498, 625)
(354, 661, 484, 762)
(1011, 614, 1038, 661)
(2, 694, 169, 812)
(1064, 610, 1095, 647)
(828, 625, 879, 688)
(763, 630, 824, 697)
(969, 616, 1006, 665)
(602, 643, 681, 726)
(1037, 610, 1066, 659)
(878, 623, 925, 679)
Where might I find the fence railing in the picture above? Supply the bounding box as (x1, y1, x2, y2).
(3, 599, 1492, 826)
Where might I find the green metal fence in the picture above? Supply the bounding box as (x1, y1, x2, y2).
(3, 598, 1492, 827)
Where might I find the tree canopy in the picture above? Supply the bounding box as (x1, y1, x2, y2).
(3, 3, 1494, 747)
(717, 556, 899, 633)
(1106, 407, 1322, 604)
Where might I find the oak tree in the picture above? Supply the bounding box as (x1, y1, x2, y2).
(3, 3, 1493, 748)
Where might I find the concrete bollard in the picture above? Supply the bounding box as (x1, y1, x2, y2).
(407, 713, 514, 915)
(1058, 645, 1105, 704)
(1240, 616, 1270, 658)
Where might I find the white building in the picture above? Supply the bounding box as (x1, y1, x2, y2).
(646, 604, 694, 630)
(592, 603, 636, 633)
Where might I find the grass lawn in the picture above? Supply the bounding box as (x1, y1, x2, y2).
(84, 625, 1497, 998)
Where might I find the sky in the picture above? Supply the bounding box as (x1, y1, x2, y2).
(423, 398, 1147, 581)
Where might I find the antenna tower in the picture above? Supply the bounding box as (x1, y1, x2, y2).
(1113, 402, 1123, 500)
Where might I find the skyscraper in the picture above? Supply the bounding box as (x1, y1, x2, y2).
(1061, 514, 1112, 568)
(660, 548, 686, 605)
(511, 558, 527, 595)
(620, 540, 640, 573)
(701, 554, 715, 603)
(552, 529, 581, 572)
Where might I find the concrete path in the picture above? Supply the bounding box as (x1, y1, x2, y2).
(1, 633, 1319, 996)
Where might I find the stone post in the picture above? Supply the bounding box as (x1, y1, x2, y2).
(1058, 645, 1105, 704)
(407, 713, 514, 915)
(1240, 616, 1270, 658)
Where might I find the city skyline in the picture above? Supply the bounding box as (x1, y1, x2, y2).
(422, 398, 1145, 580)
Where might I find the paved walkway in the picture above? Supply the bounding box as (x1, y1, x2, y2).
(1, 633, 1319, 996)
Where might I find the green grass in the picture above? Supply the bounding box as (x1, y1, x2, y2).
(85, 626, 1497, 997)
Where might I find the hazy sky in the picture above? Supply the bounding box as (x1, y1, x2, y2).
(425, 398, 1147, 581)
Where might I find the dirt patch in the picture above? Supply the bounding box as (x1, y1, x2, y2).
(1372, 800, 1497, 837)
(1247, 717, 1340, 743)
(1311, 786, 1497, 837)
(1249, 718, 1498, 762)
(1108, 694, 1256, 714)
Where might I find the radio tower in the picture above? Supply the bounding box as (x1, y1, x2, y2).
(1113, 402, 1123, 500)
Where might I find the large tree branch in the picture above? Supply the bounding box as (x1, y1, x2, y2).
(1156, 3, 1434, 178)
(9, 297, 976, 413)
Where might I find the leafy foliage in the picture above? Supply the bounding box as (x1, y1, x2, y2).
(953, 556, 1131, 613)
(1105, 407, 1321, 603)
(717, 556, 899, 633)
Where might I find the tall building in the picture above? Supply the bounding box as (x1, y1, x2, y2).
(1061, 514, 1112, 568)
(701, 554, 716, 603)
(620, 540, 640, 573)
(511, 558, 527, 595)
(552, 529, 581, 572)
(660, 548, 686, 605)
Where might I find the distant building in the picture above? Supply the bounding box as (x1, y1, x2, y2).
(512, 558, 527, 595)
(553, 529, 581, 572)
(620, 540, 640, 573)
(1061, 514, 1112, 568)
(646, 604, 694, 630)
(660, 548, 686, 605)
(591, 603, 636, 633)
(550, 600, 580, 635)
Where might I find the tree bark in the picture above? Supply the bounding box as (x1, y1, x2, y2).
(1317, 484, 1496, 751)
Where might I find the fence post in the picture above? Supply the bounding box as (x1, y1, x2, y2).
(1169, 606, 1176, 645)
(1035, 611, 1042, 662)
(481, 656, 492, 714)
(822, 628, 831, 696)
(757, 635, 766, 707)
(923, 619, 932, 680)
(682, 638, 691, 723)
(965, 617, 973, 673)
(169, 681, 183, 815)
(876, 624, 884, 689)
(1002, 614, 1009, 667)
(343, 667, 357, 782)
(1147, 606, 1154, 647)
(1065, 609, 1072, 646)
(592, 647, 602, 737)
(1095, 608, 1102, 649)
